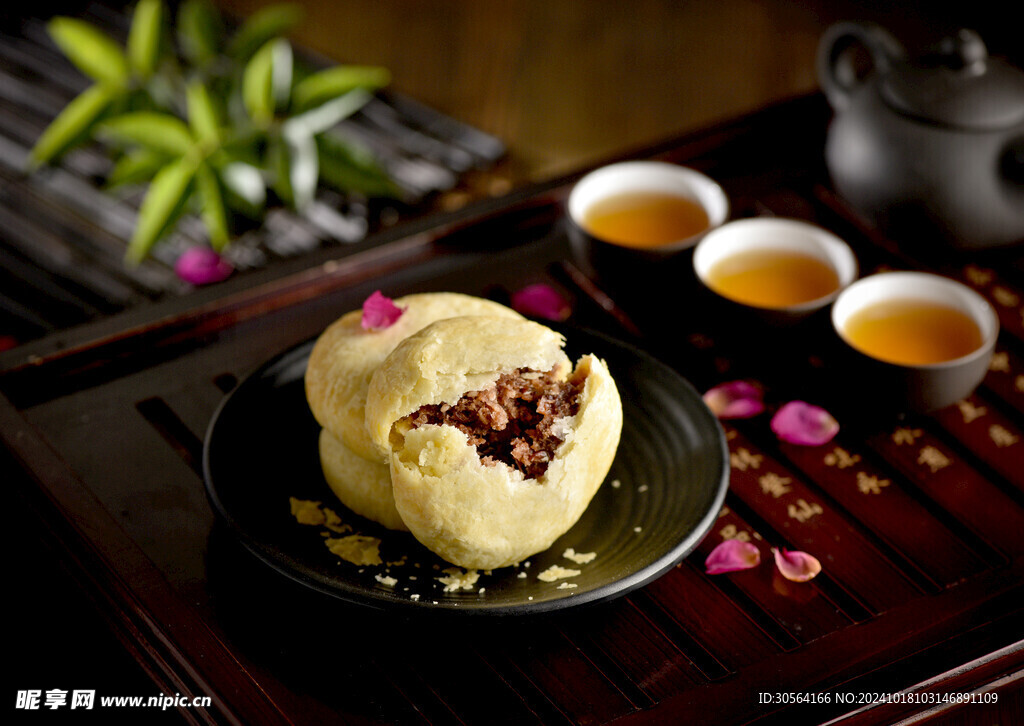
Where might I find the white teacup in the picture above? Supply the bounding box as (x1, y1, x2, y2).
(831, 271, 999, 411)
(692, 217, 858, 324)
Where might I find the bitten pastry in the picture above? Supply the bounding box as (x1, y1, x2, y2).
(305, 292, 523, 462)
(365, 316, 623, 569)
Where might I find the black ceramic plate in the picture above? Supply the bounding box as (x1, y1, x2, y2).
(203, 327, 728, 615)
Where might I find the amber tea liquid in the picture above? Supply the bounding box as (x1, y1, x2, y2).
(842, 299, 984, 366)
(582, 192, 710, 248)
(705, 249, 840, 308)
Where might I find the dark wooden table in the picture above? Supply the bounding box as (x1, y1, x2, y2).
(4, 94, 1023, 724)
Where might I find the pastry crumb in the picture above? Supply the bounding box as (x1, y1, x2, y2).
(289, 497, 325, 525)
(637, 484, 649, 493)
(410, 593, 420, 601)
(562, 548, 596, 565)
(538, 565, 581, 582)
(325, 534, 383, 566)
(611, 479, 621, 489)
(557, 582, 578, 590)
(375, 574, 398, 587)
(437, 568, 480, 592)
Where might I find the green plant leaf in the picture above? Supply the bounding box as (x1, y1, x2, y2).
(285, 88, 373, 137)
(127, 0, 163, 79)
(269, 39, 293, 111)
(98, 112, 194, 155)
(177, 0, 223, 67)
(186, 81, 221, 146)
(283, 127, 318, 211)
(242, 40, 277, 125)
(292, 66, 390, 112)
(195, 161, 230, 249)
(219, 161, 266, 217)
(27, 84, 117, 168)
(317, 131, 399, 198)
(226, 3, 303, 61)
(126, 155, 198, 263)
(47, 17, 130, 87)
(106, 147, 173, 189)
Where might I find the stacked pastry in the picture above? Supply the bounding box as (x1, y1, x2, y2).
(305, 292, 623, 570)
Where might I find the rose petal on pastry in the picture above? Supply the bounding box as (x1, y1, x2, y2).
(361, 290, 405, 330)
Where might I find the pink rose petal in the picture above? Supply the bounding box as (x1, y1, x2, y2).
(705, 539, 761, 575)
(703, 381, 766, 419)
(772, 547, 822, 582)
(174, 247, 233, 285)
(770, 401, 839, 446)
(511, 283, 571, 321)
(361, 290, 405, 330)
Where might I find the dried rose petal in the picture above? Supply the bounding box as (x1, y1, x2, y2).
(770, 401, 839, 446)
(705, 539, 761, 575)
(772, 547, 822, 582)
(703, 381, 765, 420)
(511, 283, 571, 321)
(174, 247, 233, 285)
(361, 290, 405, 330)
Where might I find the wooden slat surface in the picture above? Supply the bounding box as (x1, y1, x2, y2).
(4, 94, 1023, 724)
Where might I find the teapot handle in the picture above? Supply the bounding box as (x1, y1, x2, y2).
(817, 22, 905, 110)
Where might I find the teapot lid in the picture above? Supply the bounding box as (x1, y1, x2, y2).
(879, 30, 1024, 130)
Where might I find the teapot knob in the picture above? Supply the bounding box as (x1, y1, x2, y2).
(938, 29, 988, 74)
(817, 22, 906, 110)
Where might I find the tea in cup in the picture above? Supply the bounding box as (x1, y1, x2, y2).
(567, 161, 729, 278)
(831, 271, 999, 411)
(692, 217, 857, 324)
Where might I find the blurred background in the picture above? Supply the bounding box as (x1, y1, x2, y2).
(213, 0, 1019, 186)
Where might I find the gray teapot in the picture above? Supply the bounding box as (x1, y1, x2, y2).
(818, 22, 1024, 250)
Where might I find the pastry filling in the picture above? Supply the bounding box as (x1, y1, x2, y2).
(405, 367, 584, 479)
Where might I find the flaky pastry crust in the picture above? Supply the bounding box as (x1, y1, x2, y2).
(305, 293, 521, 462)
(318, 428, 409, 531)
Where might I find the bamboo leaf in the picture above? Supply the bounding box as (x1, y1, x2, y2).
(292, 66, 390, 112)
(47, 17, 129, 87)
(196, 162, 230, 249)
(27, 84, 116, 168)
(127, 0, 163, 79)
(242, 40, 276, 124)
(226, 3, 303, 61)
(106, 147, 172, 189)
(126, 156, 198, 263)
(98, 112, 194, 155)
(177, 0, 223, 67)
(186, 81, 221, 146)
